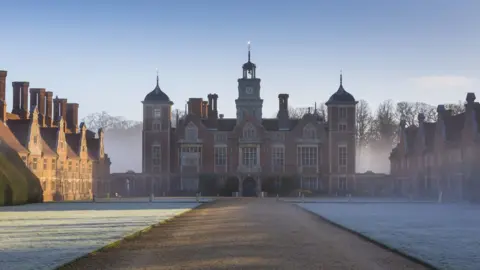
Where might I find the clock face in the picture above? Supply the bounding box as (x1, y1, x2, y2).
(245, 86, 253, 94)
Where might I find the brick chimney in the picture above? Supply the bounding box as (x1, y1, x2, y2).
(187, 98, 203, 116)
(0, 71, 7, 123)
(30, 88, 46, 127)
(66, 103, 79, 133)
(20, 82, 29, 118)
(202, 101, 208, 118)
(0, 70, 6, 101)
(12, 81, 29, 116)
(45, 91, 53, 126)
(53, 96, 68, 126)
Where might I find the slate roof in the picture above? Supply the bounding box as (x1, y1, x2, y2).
(6, 119, 30, 147)
(0, 121, 28, 154)
(40, 127, 58, 152)
(86, 138, 100, 160)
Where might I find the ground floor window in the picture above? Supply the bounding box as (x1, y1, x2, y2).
(302, 177, 317, 190)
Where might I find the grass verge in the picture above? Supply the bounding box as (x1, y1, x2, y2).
(294, 204, 439, 270)
(54, 200, 215, 270)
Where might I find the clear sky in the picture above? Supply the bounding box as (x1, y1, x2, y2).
(1, 0, 479, 121)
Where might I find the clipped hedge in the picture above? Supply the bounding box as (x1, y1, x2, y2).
(0, 148, 43, 206)
(0, 154, 29, 205)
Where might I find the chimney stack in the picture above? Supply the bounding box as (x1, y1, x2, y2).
(30, 88, 46, 127)
(45, 91, 53, 126)
(202, 101, 208, 118)
(0, 71, 7, 123)
(187, 98, 203, 116)
(12, 82, 29, 116)
(20, 82, 29, 118)
(207, 94, 213, 114)
(53, 96, 68, 126)
(11, 82, 30, 118)
(0, 70, 6, 101)
(66, 103, 79, 133)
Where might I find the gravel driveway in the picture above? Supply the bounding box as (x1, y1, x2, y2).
(60, 198, 430, 270)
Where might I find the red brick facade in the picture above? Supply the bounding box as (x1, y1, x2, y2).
(0, 70, 111, 202)
(389, 93, 480, 201)
(133, 51, 358, 197)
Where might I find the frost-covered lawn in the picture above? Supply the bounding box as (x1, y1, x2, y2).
(299, 202, 480, 270)
(0, 201, 201, 270)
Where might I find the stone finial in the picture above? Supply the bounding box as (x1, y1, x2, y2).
(399, 119, 406, 129)
(437, 104, 445, 113)
(418, 113, 425, 123)
(466, 92, 476, 104)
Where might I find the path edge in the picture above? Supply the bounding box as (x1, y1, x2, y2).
(54, 200, 216, 270)
(293, 203, 439, 270)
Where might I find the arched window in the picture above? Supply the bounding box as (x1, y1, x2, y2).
(243, 123, 256, 139)
(185, 122, 198, 141)
(303, 124, 316, 139)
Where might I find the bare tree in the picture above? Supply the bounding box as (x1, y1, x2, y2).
(356, 99, 373, 149)
(287, 106, 310, 119)
(82, 111, 141, 131)
(445, 101, 465, 115)
(171, 109, 187, 128)
(396, 101, 437, 125)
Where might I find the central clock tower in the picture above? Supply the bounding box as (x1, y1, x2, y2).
(236, 42, 263, 123)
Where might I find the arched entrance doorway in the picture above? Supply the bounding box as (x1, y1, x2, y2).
(4, 184, 13, 206)
(242, 177, 257, 197)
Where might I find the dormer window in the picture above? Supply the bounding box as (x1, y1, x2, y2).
(185, 122, 198, 141)
(243, 123, 256, 139)
(303, 124, 316, 139)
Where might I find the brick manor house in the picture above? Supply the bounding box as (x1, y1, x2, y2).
(0, 70, 111, 202)
(390, 93, 480, 201)
(111, 47, 360, 197)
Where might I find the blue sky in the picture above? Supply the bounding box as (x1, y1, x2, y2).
(1, 0, 479, 121)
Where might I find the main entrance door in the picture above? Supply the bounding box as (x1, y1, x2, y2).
(242, 177, 257, 197)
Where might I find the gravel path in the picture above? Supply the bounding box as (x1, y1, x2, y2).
(60, 198, 429, 270)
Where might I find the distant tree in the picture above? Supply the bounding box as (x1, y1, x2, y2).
(82, 111, 140, 131)
(445, 101, 466, 115)
(356, 99, 373, 149)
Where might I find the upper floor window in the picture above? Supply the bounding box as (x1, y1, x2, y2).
(153, 108, 162, 118)
(185, 122, 198, 141)
(338, 123, 347, 132)
(303, 124, 316, 139)
(32, 158, 38, 170)
(152, 121, 161, 131)
(242, 147, 257, 167)
(33, 135, 38, 145)
(338, 146, 347, 167)
(243, 123, 256, 139)
(43, 159, 48, 170)
(272, 147, 285, 168)
(297, 146, 317, 167)
(51, 159, 56, 171)
(214, 147, 227, 166)
(152, 145, 161, 166)
(339, 107, 347, 119)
